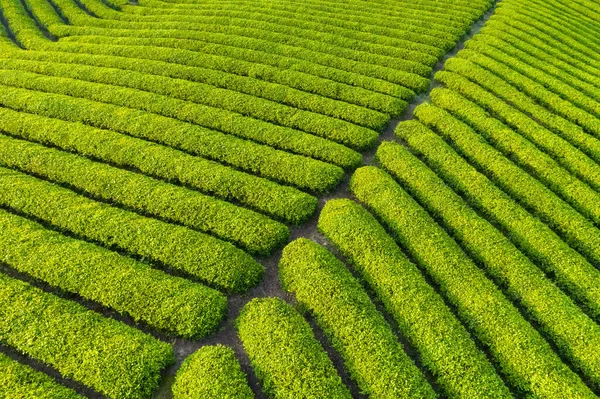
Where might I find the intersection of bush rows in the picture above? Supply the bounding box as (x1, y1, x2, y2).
(2, 0, 600, 397)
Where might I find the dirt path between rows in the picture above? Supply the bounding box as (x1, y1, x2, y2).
(154, 3, 501, 398)
(0, 2, 500, 398)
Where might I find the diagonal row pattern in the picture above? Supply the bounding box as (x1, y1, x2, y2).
(6, 0, 600, 398)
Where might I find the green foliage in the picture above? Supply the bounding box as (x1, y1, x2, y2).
(439, 57, 600, 167)
(411, 101, 600, 267)
(475, 24, 600, 91)
(0, 72, 349, 185)
(65, 0, 449, 63)
(491, 5, 599, 67)
(460, 39, 600, 117)
(279, 238, 436, 399)
(318, 198, 511, 399)
(0, 166, 263, 293)
(349, 164, 595, 397)
(0, 133, 289, 255)
(117, 4, 460, 56)
(236, 298, 351, 399)
(481, 13, 599, 82)
(40, 17, 411, 109)
(132, 0, 478, 39)
(58, 12, 434, 77)
(0, 272, 174, 399)
(172, 345, 254, 399)
(434, 69, 600, 191)
(377, 141, 600, 390)
(0, 0, 48, 48)
(457, 46, 600, 133)
(0, 47, 396, 125)
(395, 118, 600, 326)
(60, 30, 433, 91)
(0, 57, 383, 151)
(0, 352, 83, 399)
(423, 90, 600, 227)
(0, 106, 317, 224)
(0, 208, 227, 338)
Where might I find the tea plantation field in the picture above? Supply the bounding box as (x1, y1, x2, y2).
(1, 0, 600, 397)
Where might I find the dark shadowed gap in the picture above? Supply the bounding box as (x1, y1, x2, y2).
(0, 6, 24, 48)
(0, 343, 103, 398)
(71, 0, 99, 18)
(19, 0, 58, 40)
(47, 0, 71, 24)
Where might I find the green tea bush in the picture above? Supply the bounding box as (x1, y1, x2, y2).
(0, 134, 289, 255)
(318, 198, 511, 399)
(0, 166, 263, 293)
(0, 352, 83, 399)
(236, 298, 351, 399)
(0, 208, 227, 338)
(172, 345, 254, 399)
(0, 272, 174, 399)
(279, 238, 436, 399)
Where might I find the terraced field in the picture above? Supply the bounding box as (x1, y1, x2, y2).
(1, 0, 600, 397)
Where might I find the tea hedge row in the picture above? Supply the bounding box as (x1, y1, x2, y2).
(43, 0, 414, 100)
(377, 141, 600, 388)
(434, 70, 600, 193)
(424, 91, 600, 231)
(471, 30, 600, 100)
(475, 25, 600, 91)
(499, 0, 599, 40)
(139, 0, 482, 37)
(493, 6, 599, 64)
(58, 9, 445, 64)
(62, 34, 432, 95)
(519, 0, 600, 41)
(412, 102, 600, 268)
(43, 39, 412, 106)
(25, 0, 414, 105)
(0, 272, 174, 399)
(279, 238, 436, 399)
(0, 106, 318, 224)
(149, 0, 489, 25)
(318, 198, 510, 398)
(441, 57, 600, 166)
(236, 298, 352, 399)
(0, 0, 46, 49)
(395, 119, 600, 334)
(455, 49, 600, 140)
(0, 69, 364, 169)
(0, 166, 263, 293)
(524, 0, 600, 26)
(0, 55, 388, 134)
(67, 0, 443, 73)
(483, 17, 598, 78)
(131, 0, 466, 48)
(0, 208, 227, 338)
(56, 21, 434, 81)
(350, 165, 594, 397)
(0, 134, 288, 255)
(81, 0, 457, 56)
(0, 48, 397, 125)
(0, 352, 83, 399)
(172, 345, 254, 399)
(462, 39, 600, 117)
(133, 0, 486, 41)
